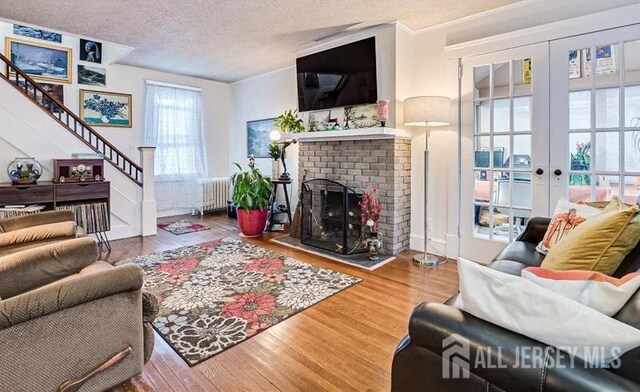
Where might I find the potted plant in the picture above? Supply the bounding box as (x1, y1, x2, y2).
(268, 143, 282, 179)
(274, 109, 305, 133)
(230, 163, 274, 237)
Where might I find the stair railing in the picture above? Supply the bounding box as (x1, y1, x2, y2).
(0, 52, 143, 186)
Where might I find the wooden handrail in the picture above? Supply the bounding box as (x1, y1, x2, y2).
(0, 52, 143, 186)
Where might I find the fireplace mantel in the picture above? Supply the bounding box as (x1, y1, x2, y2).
(283, 127, 411, 142)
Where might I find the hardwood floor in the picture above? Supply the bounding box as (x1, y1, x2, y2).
(106, 213, 459, 392)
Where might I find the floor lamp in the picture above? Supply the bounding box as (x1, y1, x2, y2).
(404, 96, 452, 267)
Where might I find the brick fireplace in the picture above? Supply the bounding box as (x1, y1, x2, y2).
(295, 130, 411, 255)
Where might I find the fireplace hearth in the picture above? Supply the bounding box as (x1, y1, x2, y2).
(301, 179, 366, 255)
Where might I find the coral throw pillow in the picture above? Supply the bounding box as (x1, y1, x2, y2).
(536, 198, 601, 255)
(541, 204, 640, 275)
(522, 267, 640, 316)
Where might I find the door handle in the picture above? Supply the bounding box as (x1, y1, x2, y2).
(535, 168, 544, 175)
(554, 169, 563, 176)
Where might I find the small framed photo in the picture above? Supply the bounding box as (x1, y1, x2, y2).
(78, 64, 106, 87)
(308, 110, 331, 131)
(80, 89, 132, 127)
(247, 118, 277, 158)
(79, 39, 102, 63)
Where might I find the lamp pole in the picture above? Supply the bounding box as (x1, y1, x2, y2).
(413, 122, 444, 267)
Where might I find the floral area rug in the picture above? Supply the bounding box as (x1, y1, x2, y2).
(118, 237, 361, 366)
(158, 219, 211, 235)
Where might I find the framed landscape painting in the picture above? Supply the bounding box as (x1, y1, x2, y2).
(13, 24, 62, 43)
(79, 89, 132, 128)
(247, 118, 276, 158)
(6, 37, 72, 83)
(78, 65, 106, 86)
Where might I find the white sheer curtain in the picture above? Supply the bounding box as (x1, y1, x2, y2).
(144, 82, 208, 182)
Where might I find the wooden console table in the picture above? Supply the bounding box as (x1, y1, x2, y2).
(0, 181, 111, 249)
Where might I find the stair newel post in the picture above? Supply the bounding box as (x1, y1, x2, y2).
(138, 147, 157, 236)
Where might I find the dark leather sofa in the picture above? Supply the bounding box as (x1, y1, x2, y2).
(392, 217, 640, 391)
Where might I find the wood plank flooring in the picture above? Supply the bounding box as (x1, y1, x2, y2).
(106, 213, 459, 392)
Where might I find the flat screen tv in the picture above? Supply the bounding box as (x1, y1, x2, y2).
(296, 37, 378, 112)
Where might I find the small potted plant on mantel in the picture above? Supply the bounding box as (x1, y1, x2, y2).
(230, 162, 274, 237)
(274, 109, 305, 134)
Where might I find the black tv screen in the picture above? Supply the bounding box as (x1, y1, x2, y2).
(296, 37, 378, 112)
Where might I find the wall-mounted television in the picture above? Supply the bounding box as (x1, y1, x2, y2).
(296, 37, 378, 112)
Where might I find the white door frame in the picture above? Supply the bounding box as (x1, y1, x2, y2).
(459, 42, 550, 262)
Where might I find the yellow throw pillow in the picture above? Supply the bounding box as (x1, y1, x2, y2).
(541, 204, 640, 275)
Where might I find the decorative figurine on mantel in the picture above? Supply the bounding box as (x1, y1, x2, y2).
(359, 187, 383, 260)
(377, 99, 390, 127)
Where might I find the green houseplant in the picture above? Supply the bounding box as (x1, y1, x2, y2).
(268, 143, 282, 179)
(230, 163, 274, 236)
(274, 109, 305, 133)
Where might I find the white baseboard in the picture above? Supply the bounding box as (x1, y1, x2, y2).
(410, 234, 447, 257)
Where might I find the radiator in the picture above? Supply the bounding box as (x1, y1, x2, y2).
(195, 177, 229, 215)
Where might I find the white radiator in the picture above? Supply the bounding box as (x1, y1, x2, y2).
(195, 177, 229, 215)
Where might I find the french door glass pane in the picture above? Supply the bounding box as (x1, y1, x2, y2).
(513, 174, 533, 209)
(624, 176, 640, 204)
(475, 101, 491, 133)
(513, 134, 532, 169)
(474, 171, 490, 202)
(594, 175, 620, 201)
(513, 96, 532, 131)
(595, 88, 619, 128)
(474, 65, 490, 99)
(595, 132, 619, 172)
(624, 131, 640, 172)
(594, 44, 619, 86)
(513, 59, 532, 96)
(493, 135, 510, 168)
(569, 48, 590, 90)
(493, 62, 510, 97)
(569, 133, 592, 172)
(569, 91, 591, 129)
(624, 85, 640, 127)
(474, 136, 491, 167)
(624, 41, 640, 83)
(493, 98, 510, 132)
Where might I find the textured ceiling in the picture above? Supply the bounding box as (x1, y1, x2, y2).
(0, 0, 520, 82)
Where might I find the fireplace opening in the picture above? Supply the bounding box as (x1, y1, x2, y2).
(301, 179, 366, 255)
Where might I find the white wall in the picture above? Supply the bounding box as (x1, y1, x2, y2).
(0, 20, 230, 180)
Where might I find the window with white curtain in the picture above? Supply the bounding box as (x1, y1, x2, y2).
(144, 82, 208, 182)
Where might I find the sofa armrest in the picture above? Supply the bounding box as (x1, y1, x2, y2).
(0, 264, 143, 329)
(0, 237, 98, 298)
(0, 221, 78, 249)
(403, 302, 639, 391)
(0, 210, 75, 233)
(515, 217, 551, 244)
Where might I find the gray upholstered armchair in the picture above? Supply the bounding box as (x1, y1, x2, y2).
(0, 237, 156, 391)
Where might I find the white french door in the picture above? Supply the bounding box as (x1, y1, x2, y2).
(550, 24, 640, 207)
(460, 43, 550, 262)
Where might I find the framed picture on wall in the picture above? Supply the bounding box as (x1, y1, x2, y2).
(5, 37, 72, 83)
(13, 24, 62, 43)
(79, 89, 132, 127)
(79, 39, 102, 63)
(247, 118, 276, 158)
(308, 109, 331, 131)
(78, 65, 106, 86)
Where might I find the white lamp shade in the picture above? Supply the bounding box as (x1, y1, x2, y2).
(403, 96, 451, 126)
(269, 130, 282, 141)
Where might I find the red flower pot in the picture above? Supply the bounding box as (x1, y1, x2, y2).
(237, 208, 269, 237)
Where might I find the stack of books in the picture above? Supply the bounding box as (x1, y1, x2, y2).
(0, 205, 46, 219)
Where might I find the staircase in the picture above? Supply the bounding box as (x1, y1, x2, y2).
(0, 52, 157, 239)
